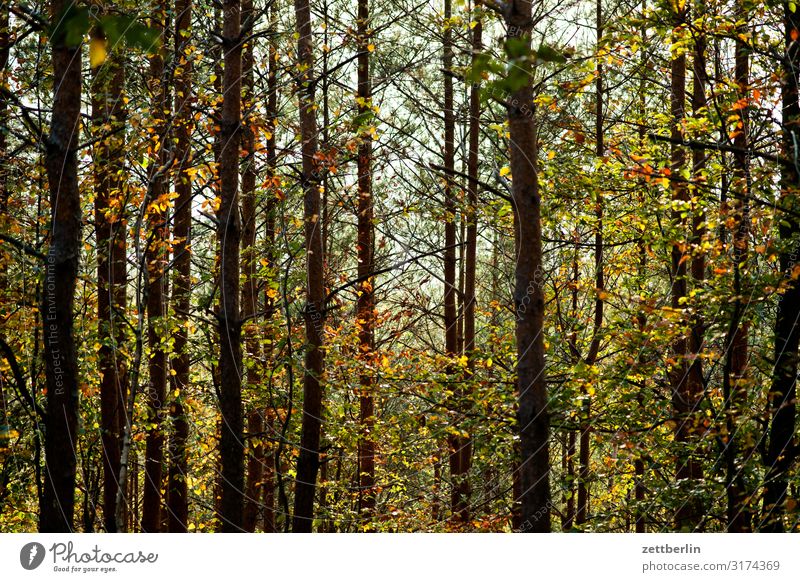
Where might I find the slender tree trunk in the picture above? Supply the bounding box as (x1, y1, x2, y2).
(576, 0, 605, 526)
(92, 47, 128, 533)
(723, 2, 752, 532)
(292, 0, 325, 532)
(242, 411, 264, 531)
(562, 430, 576, 530)
(0, 6, 7, 450)
(456, 0, 482, 525)
(261, 3, 279, 534)
(40, 0, 82, 533)
(762, 2, 800, 532)
(505, 0, 550, 533)
(239, 0, 264, 534)
(142, 3, 170, 532)
(168, 0, 193, 533)
(442, 0, 468, 523)
(127, 451, 139, 531)
(688, 0, 707, 479)
(669, 1, 703, 530)
(356, 0, 376, 523)
(216, 0, 245, 532)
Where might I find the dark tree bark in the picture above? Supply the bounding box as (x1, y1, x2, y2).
(143, 3, 170, 532)
(40, 0, 83, 533)
(442, 0, 468, 523)
(356, 0, 376, 522)
(216, 0, 245, 532)
(0, 6, 7, 448)
(167, 0, 193, 533)
(452, 0, 483, 525)
(92, 51, 128, 533)
(576, 0, 605, 526)
(262, 410, 276, 533)
(669, 1, 703, 530)
(504, 0, 550, 533)
(242, 411, 264, 531)
(762, 2, 800, 532)
(261, 3, 280, 534)
(723, 1, 752, 532)
(240, 0, 263, 534)
(562, 430, 576, 530)
(292, 0, 325, 533)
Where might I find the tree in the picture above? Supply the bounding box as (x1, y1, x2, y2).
(241, 0, 266, 533)
(292, 0, 326, 533)
(356, 0, 377, 522)
(143, 1, 170, 532)
(762, 0, 800, 532)
(92, 38, 128, 533)
(502, 0, 551, 533)
(216, 0, 245, 532)
(722, 0, 751, 532)
(168, 0, 194, 533)
(40, 0, 83, 533)
(668, 0, 703, 530)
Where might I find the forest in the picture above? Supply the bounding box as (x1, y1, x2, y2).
(0, 0, 800, 534)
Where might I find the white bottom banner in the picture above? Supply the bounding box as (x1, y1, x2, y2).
(1, 533, 797, 581)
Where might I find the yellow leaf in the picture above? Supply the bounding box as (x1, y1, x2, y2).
(367, 43, 375, 52)
(499, 166, 511, 177)
(90, 37, 108, 68)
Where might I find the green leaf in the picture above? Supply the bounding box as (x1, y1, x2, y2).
(101, 15, 161, 53)
(504, 37, 530, 59)
(534, 44, 568, 64)
(50, 6, 90, 48)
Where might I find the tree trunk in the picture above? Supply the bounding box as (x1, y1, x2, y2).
(242, 410, 264, 531)
(723, 1, 751, 532)
(762, 2, 800, 532)
(442, 0, 468, 523)
(356, 0, 376, 524)
(239, 0, 264, 534)
(0, 5, 7, 453)
(168, 0, 193, 533)
(505, 0, 550, 533)
(40, 0, 83, 533)
(576, 0, 605, 526)
(669, 1, 703, 530)
(456, 0, 482, 525)
(292, 0, 325, 532)
(143, 4, 170, 532)
(261, 2, 280, 534)
(92, 48, 128, 533)
(217, 0, 245, 532)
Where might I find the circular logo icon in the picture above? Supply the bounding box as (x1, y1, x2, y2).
(20, 542, 46, 570)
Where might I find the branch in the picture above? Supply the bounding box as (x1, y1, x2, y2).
(0, 338, 45, 419)
(324, 242, 467, 306)
(0, 233, 45, 260)
(647, 133, 783, 165)
(429, 163, 512, 203)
